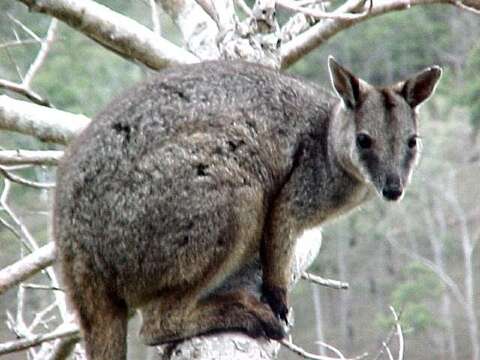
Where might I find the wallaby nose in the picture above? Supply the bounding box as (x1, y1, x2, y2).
(382, 175, 403, 201)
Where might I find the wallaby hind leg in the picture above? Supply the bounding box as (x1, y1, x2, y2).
(139, 289, 286, 345)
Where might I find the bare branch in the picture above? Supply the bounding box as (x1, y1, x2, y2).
(21, 283, 62, 291)
(382, 342, 394, 360)
(316, 341, 347, 359)
(450, 0, 480, 14)
(234, 0, 254, 17)
(281, 0, 460, 68)
(280, 339, 368, 360)
(194, 0, 223, 30)
(0, 242, 56, 296)
(277, 0, 371, 20)
(7, 14, 42, 41)
(157, 0, 219, 60)
(149, 0, 162, 35)
(387, 235, 467, 311)
(0, 39, 41, 50)
(302, 272, 349, 290)
(0, 95, 89, 144)
(0, 214, 22, 239)
(0, 324, 80, 356)
(23, 19, 59, 87)
(44, 337, 80, 360)
(0, 78, 50, 106)
(0, 166, 56, 189)
(0, 150, 63, 166)
(1, 179, 38, 252)
(389, 306, 404, 360)
(15, 0, 199, 70)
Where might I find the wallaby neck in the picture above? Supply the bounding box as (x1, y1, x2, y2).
(289, 102, 375, 230)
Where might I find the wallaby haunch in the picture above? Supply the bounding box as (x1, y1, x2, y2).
(54, 58, 441, 359)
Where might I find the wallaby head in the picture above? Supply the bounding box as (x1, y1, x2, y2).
(327, 56, 442, 201)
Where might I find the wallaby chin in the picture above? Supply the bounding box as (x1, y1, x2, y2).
(381, 190, 405, 202)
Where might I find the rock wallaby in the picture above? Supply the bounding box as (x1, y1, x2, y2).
(54, 57, 442, 359)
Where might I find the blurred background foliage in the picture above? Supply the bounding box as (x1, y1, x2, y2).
(0, 1, 479, 360)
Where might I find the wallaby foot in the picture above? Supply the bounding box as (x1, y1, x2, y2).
(261, 284, 289, 323)
(139, 289, 286, 345)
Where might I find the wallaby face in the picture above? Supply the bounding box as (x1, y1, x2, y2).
(328, 57, 442, 201)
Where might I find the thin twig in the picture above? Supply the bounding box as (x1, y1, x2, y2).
(451, 0, 480, 14)
(0, 150, 63, 166)
(28, 301, 59, 332)
(0, 166, 56, 189)
(234, 0, 254, 17)
(194, 0, 222, 30)
(0, 242, 56, 296)
(390, 306, 404, 360)
(149, 0, 162, 35)
(0, 79, 50, 106)
(302, 272, 350, 290)
(373, 307, 404, 360)
(7, 14, 42, 41)
(0, 39, 40, 49)
(24, 19, 59, 87)
(0, 324, 80, 356)
(277, 0, 372, 20)
(387, 235, 467, 312)
(22, 283, 63, 292)
(0, 215, 22, 239)
(281, 339, 368, 360)
(14, 0, 198, 69)
(316, 341, 347, 359)
(0, 179, 36, 252)
(4, 43, 24, 81)
(382, 342, 394, 360)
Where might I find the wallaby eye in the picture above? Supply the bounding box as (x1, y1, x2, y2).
(356, 133, 372, 150)
(407, 136, 418, 149)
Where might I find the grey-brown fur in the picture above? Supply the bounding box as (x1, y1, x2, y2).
(54, 59, 441, 360)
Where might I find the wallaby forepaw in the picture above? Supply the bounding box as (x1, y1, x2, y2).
(261, 284, 289, 323)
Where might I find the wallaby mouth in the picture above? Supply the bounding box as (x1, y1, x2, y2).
(382, 187, 403, 201)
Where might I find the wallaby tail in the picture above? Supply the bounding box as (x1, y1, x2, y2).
(63, 265, 128, 360)
(76, 289, 128, 360)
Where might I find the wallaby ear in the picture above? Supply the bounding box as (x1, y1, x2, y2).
(328, 56, 363, 109)
(399, 66, 442, 108)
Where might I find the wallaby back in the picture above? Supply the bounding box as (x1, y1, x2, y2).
(54, 59, 441, 359)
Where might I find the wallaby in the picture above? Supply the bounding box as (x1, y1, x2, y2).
(54, 57, 441, 359)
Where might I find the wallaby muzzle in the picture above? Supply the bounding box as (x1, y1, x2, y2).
(382, 174, 403, 201)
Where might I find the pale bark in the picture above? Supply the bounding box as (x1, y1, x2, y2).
(0, 95, 89, 144)
(0, 242, 56, 296)
(15, 0, 199, 70)
(0, 150, 63, 166)
(157, 0, 219, 60)
(0, 324, 79, 356)
(280, 0, 473, 68)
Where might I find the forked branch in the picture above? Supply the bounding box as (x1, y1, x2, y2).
(15, 0, 199, 69)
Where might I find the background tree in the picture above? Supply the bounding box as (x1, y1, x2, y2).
(0, 0, 479, 359)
